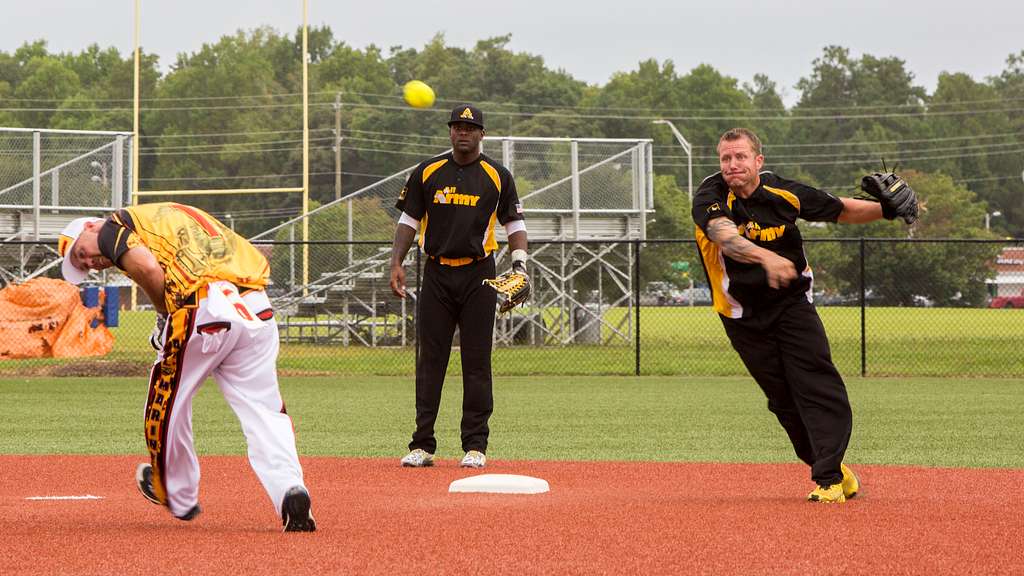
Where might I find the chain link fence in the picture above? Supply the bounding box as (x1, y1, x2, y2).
(1, 239, 1021, 378)
(0, 128, 132, 285)
(245, 136, 653, 252)
(0, 128, 131, 216)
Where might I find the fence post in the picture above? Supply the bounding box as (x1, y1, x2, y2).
(32, 131, 41, 240)
(860, 238, 866, 377)
(634, 240, 641, 376)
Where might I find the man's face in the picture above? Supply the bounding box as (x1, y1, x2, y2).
(718, 137, 764, 190)
(69, 221, 112, 272)
(449, 122, 484, 154)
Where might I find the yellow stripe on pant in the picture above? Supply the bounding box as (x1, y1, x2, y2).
(144, 306, 196, 505)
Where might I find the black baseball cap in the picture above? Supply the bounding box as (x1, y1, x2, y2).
(447, 104, 484, 129)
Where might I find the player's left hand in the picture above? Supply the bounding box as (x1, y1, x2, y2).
(860, 171, 919, 224)
(149, 313, 168, 351)
(484, 262, 531, 314)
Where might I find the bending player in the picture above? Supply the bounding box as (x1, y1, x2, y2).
(58, 203, 316, 531)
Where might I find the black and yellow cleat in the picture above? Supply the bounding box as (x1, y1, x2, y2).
(841, 463, 860, 499)
(808, 483, 846, 503)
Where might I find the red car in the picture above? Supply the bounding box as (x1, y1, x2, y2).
(989, 295, 1024, 308)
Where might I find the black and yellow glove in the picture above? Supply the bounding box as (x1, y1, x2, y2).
(860, 171, 919, 225)
(483, 260, 531, 315)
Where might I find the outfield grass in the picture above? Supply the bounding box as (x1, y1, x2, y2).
(2, 306, 1020, 377)
(1, 376, 1021, 468)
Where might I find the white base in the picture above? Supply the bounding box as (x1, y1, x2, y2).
(448, 473, 550, 494)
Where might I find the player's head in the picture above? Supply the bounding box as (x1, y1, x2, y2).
(58, 217, 111, 284)
(448, 104, 485, 154)
(717, 128, 764, 191)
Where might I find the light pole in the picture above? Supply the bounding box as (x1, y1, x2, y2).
(985, 210, 1002, 231)
(652, 120, 693, 202)
(225, 213, 235, 231)
(334, 92, 343, 201)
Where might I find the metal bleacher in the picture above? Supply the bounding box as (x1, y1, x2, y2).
(271, 246, 414, 346)
(253, 136, 655, 347)
(0, 127, 132, 285)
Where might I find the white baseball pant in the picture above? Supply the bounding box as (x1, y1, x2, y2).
(145, 282, 306, 518)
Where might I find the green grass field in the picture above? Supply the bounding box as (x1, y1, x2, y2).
(4, 306, 1019, 377)
(2, 376, 1021, 468)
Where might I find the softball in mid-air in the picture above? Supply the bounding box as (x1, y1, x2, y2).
(403, 80, 436, 108)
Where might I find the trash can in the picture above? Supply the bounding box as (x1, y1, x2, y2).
(104, 286, 120, 327)
(81, 286, 100, 308)
(80, 285, 120, 327)
(573, 304, 601, 344)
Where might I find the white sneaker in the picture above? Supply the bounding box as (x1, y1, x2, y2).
(460, 450, 486, 468)
(400, 449, 434, 467)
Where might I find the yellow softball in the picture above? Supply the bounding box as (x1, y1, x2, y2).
(403, 80, 436, 109)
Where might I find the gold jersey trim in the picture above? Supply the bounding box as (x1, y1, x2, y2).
(422, 158, 448, 183)
(695, 225, 743, 318)
(763, 185, 801, 212)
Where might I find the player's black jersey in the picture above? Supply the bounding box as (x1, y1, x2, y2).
(691, 171, 843, 318)
(396, 152, 523, 260)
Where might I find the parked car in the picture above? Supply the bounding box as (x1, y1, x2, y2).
(643, 282, 684, 306)
(989, 294, 1024, 308)
(911, 295, 935, 308)
(679, 287, 712, 305)
(814, 291, 858, 306)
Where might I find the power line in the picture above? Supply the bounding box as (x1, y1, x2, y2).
(137, 142, 437, 158)
(137, 126, 449, 141)
(818, 173, 1024, 191)
(138, 133, 446, 152)
(6, 87, 1024, 114)
(756, 131, 1024, 148)
(132, 125, 1024, 151)
(140, 169, 389, 182)
(6, 99, 1024, 121)
(1, 128, 1018, 170)
(656, 146, 1024, 168)
(657, 139, 1024, 161)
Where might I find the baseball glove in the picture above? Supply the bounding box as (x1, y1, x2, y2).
(483, 267, 531, 314)
(860, 171, 919, 224)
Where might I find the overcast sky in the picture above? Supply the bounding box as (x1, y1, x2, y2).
(2, 0, 1021, 107)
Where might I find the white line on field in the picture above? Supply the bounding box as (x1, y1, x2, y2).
(25, 495, 104, 500)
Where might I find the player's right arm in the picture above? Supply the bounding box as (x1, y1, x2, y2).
(389, 220, 416, 299)
(119, 245, 167, 314)
(706, 217, 796, 289)
(391, 164, 428, 298)
(693, 173, 796, 289)
(97, 219, 168, 313)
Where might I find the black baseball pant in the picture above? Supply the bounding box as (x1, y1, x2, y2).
(720, 294, 852, 487)
(409, 256, 497, 455)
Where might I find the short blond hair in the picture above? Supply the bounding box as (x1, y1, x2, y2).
(719, 128, 762, 156)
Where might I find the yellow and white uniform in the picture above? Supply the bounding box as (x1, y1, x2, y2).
(98, 203, 306, 519)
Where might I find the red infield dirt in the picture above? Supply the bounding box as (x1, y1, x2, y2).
(1, 455, 1021, 575)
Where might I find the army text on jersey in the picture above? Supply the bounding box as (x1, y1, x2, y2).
(691, 171, 843, 318)
(396, 152, 524, 260)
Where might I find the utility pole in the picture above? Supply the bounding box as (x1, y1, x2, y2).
(335, 92, 342, 201)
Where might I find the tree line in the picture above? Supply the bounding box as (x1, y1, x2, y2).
(1, 28, 1021, 304)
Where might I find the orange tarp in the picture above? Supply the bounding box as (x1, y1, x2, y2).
(0, 277, 113, 359)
